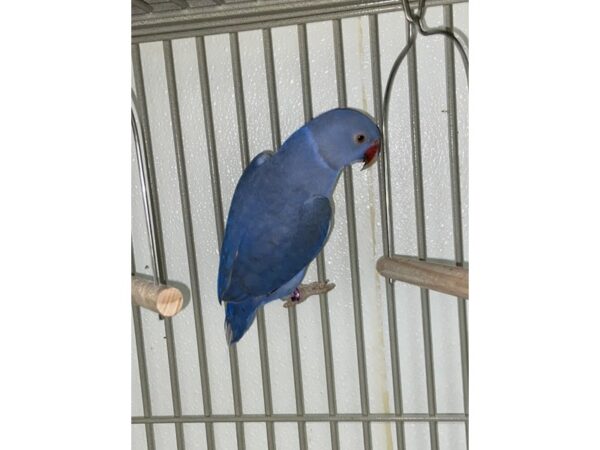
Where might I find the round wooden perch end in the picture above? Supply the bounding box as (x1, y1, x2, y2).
(132, 276, 184, 317)
(376, 255, 468, 299)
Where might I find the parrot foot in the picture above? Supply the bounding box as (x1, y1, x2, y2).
(283, 280, 336, 308)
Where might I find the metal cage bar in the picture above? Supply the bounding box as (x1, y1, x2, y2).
(132, 412, 467, 424)
(405, 23, 440, 450)
(229, 31, 277, 450)
(443, 4, 469, 444)
(158, 52, 189, 450)
(263, 29, 282, 153)
(131, 0, 467, 43)
(262, 26, 310, 450)
(132, 43, 186, 450)
(132, 304, 157, 450)
(131, 46, 165, 299)
(368, 13, 406, 450)
(297, 22, 341, 450)
(132, 90, 159, 450)
(131, 244, 157, 450)
(132, 108, 157, 450)
(196, 35, 247, 450)
(163, 40, 217, 450)
(230, 32, 251, 169)
(162, 293, 185, 448)
(332, 18, 372, 450)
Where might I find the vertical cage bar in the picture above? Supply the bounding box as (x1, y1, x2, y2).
(370, 19, 396, 260)
(298, 22, 340, 450)
(442, 6, 465, 266)
(259, 28, 278, 450)
(132, 43, 186, 450)
(196, 37, 227, 246)
(132, 44, 166, 286)
(255, 311, 276, 450)
(230, 32, 251, 169)
(263, 26, 308, 450)
(368, 14, 406, 450)
(263, 28, 281, 153)
(131, 244, 156, 450)
(231, 31, 277, 450)
(443, 5, 469, 444)
(163, 40, 216, 450)
(405, 25, 439, 450)
(159, 252, 185, 448)
(332, 18, 372, 450)
(196, 35, 246, 450)
(288, 310, 308, 450)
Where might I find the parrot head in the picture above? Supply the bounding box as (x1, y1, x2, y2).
(307, 108, 382, 171)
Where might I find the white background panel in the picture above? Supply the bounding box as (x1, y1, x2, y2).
(438, 422, 467, 450)
(155, 424, 177, 450)
(338, 422, 365, 450)
(405, 423, 431, 450)
(184, 424, 208, 450)
(371, 422, 397, 450)
(243, 423, 269, 450)
(132, 425, 148, 450)
(306, 423, 333, 450)
(213, 423, 237, 449)
(275, 423, 301, 450)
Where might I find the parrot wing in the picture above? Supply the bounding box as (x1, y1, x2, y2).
(220, 195, 332, 303)
(218, 150, 274, 302)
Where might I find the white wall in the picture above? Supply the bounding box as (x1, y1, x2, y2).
(132, 4, 468, 449)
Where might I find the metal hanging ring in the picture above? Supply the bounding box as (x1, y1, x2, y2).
(380, 1, 469, 259)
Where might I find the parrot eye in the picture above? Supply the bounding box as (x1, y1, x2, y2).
(354, 134, 366, 144)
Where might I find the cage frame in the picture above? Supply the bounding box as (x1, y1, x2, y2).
(131, 1, 469, 449)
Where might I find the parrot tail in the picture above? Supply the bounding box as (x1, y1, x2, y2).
(225, 300, 261, 345)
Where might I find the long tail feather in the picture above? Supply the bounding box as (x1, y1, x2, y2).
(225, 300, 261, 345)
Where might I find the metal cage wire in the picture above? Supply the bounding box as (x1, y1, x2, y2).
(131, 1, 469, 449)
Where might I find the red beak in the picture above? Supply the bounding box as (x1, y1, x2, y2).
(361, 140, 380, 171)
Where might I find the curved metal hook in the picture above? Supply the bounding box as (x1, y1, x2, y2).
(380, 22, 418, 258)
(132, 90, 161, 286)
(417, 3, 469, 80)
(401, 0, 469, 81)
(419, 26, 469, 81)
(382, 23, 417, 153)
(400, 0, 421, 23)
(379, 1, 469, 258)
(383, 0, 469, 147)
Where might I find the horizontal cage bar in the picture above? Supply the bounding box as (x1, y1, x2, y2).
(132, 413, 468, 424)
(132, 0, 467, 42)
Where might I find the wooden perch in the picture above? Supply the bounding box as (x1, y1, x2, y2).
(376, 255, 468, 299)
(132, 276, 184, 317)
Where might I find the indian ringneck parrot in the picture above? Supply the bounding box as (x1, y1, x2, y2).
(217, 108, 381, 345)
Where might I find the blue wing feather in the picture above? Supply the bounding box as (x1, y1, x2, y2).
(217, 151, 274, 301)
(228, 196, 331, 299)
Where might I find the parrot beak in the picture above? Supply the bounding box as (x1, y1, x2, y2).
(361, 140, 380, 171)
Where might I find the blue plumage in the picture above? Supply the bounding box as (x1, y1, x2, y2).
(218, 108, 381, 344)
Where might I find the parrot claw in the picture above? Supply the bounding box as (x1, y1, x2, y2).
(283, 280, 336, 308)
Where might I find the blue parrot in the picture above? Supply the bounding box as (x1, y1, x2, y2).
(218, 108, 381, 345)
